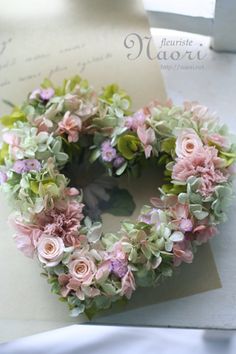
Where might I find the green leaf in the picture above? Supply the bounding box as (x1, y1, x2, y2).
(117, 135, 140, 160)
(99, 84, 131, 106)
(70, 304, 85, 317)
(41, 78, 54, 89)
(161, 137, 176, 154)
(193, 210, 209, 220)
(101, 283, 117, 295)
(136, 268, 155, 287)
(1, 110, 27, 127)
(161, 265, 173, 277)
(89, 149, 101, 163)
(162, 183, 186, 195)
(0, 143, 9, 164)
(178, 192, 188, 204)
(170, 231, 184, 242)
(115, 162, 128, 176)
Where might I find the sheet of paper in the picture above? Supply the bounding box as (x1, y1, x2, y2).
(0, 0, 166, 113)
(0, 0, 220, 342)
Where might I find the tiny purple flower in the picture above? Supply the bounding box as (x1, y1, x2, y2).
(40, 88, 55, 101)
(101, 140, 117, 162)
(0, 171, 7, 184)
(29, 88, 41, 100)
(138, 213, 152, 225)
(12, 160, 29, 174)
(24, 159, 41, 172)
(12, 159, 41, 174)
(111, 259, 128, 278)
(113, 156, 125, 168)
(180, 218, 193, 232)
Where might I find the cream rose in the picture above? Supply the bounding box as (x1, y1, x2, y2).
(69, 256, 96, 286)
(176, 128, 203, 158)
(37, 236, 64, 267)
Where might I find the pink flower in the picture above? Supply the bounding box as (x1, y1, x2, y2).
(173, 240, 193, 266)
(57, 111, 82, 143)
(37, 235, 64, 267)
(101, 140, 117, 162)
(3, 132, 23, 159)
(12, 218, 42, 258)
(14, 233, 35, 258)
(58, 273, 100, 300)
(172, 146, 227, 196)
(137, 126, 155, 158)
(193, 225, 218, 244)
(35, 200, 84, 246)
(34, 115, 53, 133)
(170, 202, 193, 232)
(58, 274, 71, 297)
(171, 202, 189, 220)
(111, 242, 127, 261)
(69, 255, 97, 286)
(0, 171, 7, 184)
(3, 131, 20, 146)
(125, 110, 147, 131)
(120, 269, 136, 299)
(184, 102, 211, 123)
(205, 133, 229, 149)
(64, 187, 80, 197)
(175, 128, 203, 158)
(198, 170, 228, 196)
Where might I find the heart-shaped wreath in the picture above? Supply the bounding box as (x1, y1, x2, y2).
(0, 76, 235, 318)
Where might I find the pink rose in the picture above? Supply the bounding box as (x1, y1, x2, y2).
(175, 128, 203, 158)
(69, 255, 96, 286)
(37, 236, 64, 267)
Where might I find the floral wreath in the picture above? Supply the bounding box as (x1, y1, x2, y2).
(0, 76, 235, 318)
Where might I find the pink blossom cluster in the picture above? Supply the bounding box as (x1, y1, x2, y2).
(151, 195, 218, 266)
(12, 188, 136, 300)
(125, 110, 155, 158)
(172, 129, 228, 197)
